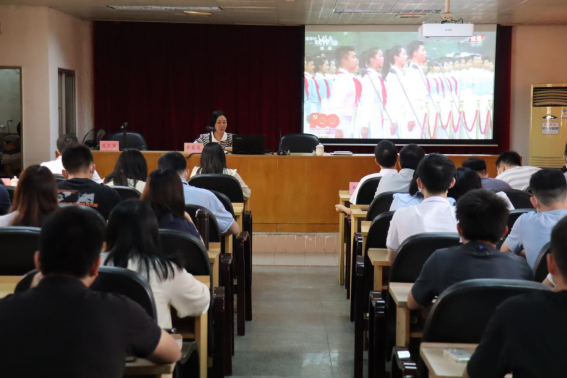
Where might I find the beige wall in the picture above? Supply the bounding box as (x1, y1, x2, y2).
(510, 26, 567, 160)
(0, 5, 92, 167)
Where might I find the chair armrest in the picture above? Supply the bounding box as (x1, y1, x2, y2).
(391, 347, 418, 378)
(238, 230, 250, 243)
(368, 291, 387, 378)
(354, 255, 365, 378)
(212, 287, 225, 377)
(179, 341, 198, 364)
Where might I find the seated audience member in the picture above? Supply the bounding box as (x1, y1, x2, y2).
(465, 216, 567, 378)
(41, 134, 103, 183)
(447, 167, 482, 202)
(0, 206, 181, 376)
(142, 169, 202, 241)
(0, 123, 22, 177)
(501, 169, 567, 268)
(0, 165, 59, 227)
(462, 157, 512, 190)
(375, 144, 425, 196)
(335, 140, 399, 215)
(386, 153, 457, 263)
(495, 151, 540, 191)
(103, 149, 147, 193)
(57, 145, 121, 220)
(102, 200, 210, 329)
(0, 184, 9, 216)
(390, 171, 457, 211)
(190, 143, 251, 200)
(407, 190, 533, 310)
(157, 152, 239, 235)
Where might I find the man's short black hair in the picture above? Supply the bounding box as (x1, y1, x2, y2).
(461, 157, 487, 173)
(40, 207, 105, 278)
(56, 134, 79, 153)
(529, 169, 567, 206)
(456, 189, 509, 243)
(157, 152, 187, 174)
(374, 140, 397, 168)
(496, 151, 521, 167)
(336, 46, 355, 63)
(61, 144, 94, 174)
(551, 215, 567, 280)
(399, 144, 425, 170)
(406, 40, 424, 59)
(416, 153, 456, 194)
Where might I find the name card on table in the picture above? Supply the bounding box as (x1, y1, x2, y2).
(184, 143, 204, 153)
(100, 141, 119, 151)
(349, 182, 359, 195)
(1, 178, 10, 186)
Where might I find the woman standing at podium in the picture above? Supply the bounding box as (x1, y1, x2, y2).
(194, 110, 233, 151)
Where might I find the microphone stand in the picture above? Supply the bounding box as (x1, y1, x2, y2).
(390, 68, 423, 136)
(120, 122, 128, 151)
(366, 71, 400, 139)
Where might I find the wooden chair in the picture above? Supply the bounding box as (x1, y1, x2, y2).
(391, 279, 550, 378)
(0, 227, 40, 275)
(533, 242, 551, 282)
(356, 177, 382, 205)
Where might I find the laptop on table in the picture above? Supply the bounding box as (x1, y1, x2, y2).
(232, 135, 265, 155)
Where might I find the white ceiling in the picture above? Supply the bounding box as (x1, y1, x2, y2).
(1, 0, 567, 25)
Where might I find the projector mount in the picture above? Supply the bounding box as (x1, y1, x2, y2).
(440, 0, 464, 24)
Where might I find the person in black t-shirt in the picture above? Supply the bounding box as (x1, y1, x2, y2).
(0, 206, 181, 377)
(407, 189, 533, 310)
(465, 213, 567, 378)
(58, 144, 121, 219)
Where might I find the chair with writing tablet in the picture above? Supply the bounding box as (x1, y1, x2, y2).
(533, 242, 551, 283)
(0, 226, 40, 275)
(355, 177, 382, 205)
(390, 279, 551, 378)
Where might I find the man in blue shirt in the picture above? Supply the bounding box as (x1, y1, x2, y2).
(501, 169, 567, 268)
(157, 152, 239, 235)
(462, 157, 512, 191)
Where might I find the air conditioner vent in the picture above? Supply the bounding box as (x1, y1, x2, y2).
(533, 87, 567, 107)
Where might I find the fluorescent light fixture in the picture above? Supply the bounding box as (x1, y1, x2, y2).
(184, 10, 213, 17)
(333, 9, 440, 15)
(396, 14, 427, 18)
(107, 5, 222, 11)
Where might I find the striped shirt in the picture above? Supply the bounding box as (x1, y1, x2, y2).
(194, 132, 233, 149)
(495, 166, 541, 191)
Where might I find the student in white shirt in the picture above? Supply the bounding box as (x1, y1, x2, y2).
(314, 56, 331, 114)
(495, 151, 541, 191)
(329, 46, 360, 139)
(357, 47, 387, 139)
(41, 134, 103, 184)
(383, 46, 409, 139)
(376, 144, 425, 196)
(335, 140, 398, 214)
(102, 200, 210, 329)
(404, 41, 429, 139)
(103, 149, 147, 193)
(386, 153, 457, 263)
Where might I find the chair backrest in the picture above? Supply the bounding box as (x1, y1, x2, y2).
(389, 233, 461, 283)
(367, 191, 400, 221)
(58, 203, 107, 228)
(188, 174, 244, 203)
(6, 186, 15, 202)
(112, 186, 141, 201)
(16, 267, 157, 319)
(53, 174, 66, 183)
(499, 189, 534, 209)
(364, 211, 395, 251)
(185, 204, 221, 243)
(356, 177, 382, 205)
(108, 132, 148, 150)
(0, 227, 41, 275)
(158, 229, 212, 288)
(533, 242, 551, 282)
(507, 208, 535, 236)
(279, 133, 320, 153)
(210, 190, 235, 217)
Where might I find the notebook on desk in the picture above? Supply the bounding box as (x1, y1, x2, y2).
(232, 135, 265, 155)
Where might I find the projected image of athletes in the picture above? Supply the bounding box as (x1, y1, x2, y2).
(304, 32, 496, 140)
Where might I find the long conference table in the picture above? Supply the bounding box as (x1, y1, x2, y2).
(92, 152, 499, 233)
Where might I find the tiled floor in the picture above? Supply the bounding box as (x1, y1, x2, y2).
(253, 253, 339, 267)
(232, 266, 359, 378)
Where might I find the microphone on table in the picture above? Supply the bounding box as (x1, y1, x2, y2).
(277, 127, 288, 156)
(120, 122, 128, 151)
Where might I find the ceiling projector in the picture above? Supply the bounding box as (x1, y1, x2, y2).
(418, 23, 474, 40)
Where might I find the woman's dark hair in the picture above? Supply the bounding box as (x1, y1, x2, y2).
(382, 45, 403, 78)
(408, 169, 421, 197)
(209, 110, 227, 133)
(447, 167, 482, 201)
(141, 169, 186, 220)
(10, 165, 59, 227)
(197, 143, 227, 175)
(104, 200, 180, 281)
(103, 149, 148, 187)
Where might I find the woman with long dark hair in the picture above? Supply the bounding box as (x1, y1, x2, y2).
(103, 149, 148, 193)
(190, 143, 251, 200)
(193, 110, 233, 150)
(0, 165, 59, 227)
(102, 200, 210, 328)
(141, 169, 203, 240)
